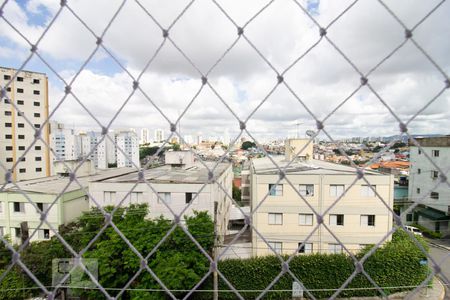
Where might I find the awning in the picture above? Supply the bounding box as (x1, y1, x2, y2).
(417, 207, 450, 221)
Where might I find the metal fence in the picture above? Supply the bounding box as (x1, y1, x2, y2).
(0, 0, 449, 299)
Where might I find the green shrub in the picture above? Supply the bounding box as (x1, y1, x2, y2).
(196, 231, 429, 299)
(411, 223, 443, 239)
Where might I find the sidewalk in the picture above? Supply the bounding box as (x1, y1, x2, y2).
(337, 277, 444, 300)
(427, 238, 450, 251)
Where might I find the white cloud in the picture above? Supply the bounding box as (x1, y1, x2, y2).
(1, 0, 449, 139)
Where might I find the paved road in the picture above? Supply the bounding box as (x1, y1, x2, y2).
(429, 244, 450, 299)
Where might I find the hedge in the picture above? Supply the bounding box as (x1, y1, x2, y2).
(195, 231, 429, 299)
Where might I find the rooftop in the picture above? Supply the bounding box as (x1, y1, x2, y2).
(411, 136, 450, 147)
(252, 156, 382, 176)
(2, 168, 135, 194)
(94, 162, 231, 184)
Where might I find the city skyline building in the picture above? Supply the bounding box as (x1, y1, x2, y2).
(0, 67, 51, 183)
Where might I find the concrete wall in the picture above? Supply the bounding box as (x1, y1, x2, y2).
(251, 172, 393, 256)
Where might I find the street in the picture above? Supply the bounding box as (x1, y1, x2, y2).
(429, 242, 450, 299)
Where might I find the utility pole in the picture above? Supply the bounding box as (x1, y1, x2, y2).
(295, 120, 303, 138)
(213, 202, 218, 300)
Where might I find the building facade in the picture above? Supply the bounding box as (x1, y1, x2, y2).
(0, 67, 51, 183)
(154, 129, 164, 142)
(89, 152, 233, 241)
(406, 136, 450, 234)
(251, 140, 394, 256)
(0, 168, 132, 244)
(140, 128, 150, 145)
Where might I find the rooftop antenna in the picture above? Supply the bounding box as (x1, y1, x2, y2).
(294, 120, 303, 138)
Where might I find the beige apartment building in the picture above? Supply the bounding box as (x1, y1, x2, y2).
(0, 67, 51, 183)
(251, 139, 394, 256)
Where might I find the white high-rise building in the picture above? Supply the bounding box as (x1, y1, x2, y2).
(50, 121, 77, 162)
(154, 129, 164, 142)
(0, 67, 51, 183)
(116, 130, 139, 168)
(140, 128, 150, 145)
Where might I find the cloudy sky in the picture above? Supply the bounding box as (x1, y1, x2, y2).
(1, 0, 449, 142)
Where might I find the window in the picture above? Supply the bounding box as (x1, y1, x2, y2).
(17, 100, 24, 105)
(418, 149, 421, 155)
(35, 157, 42, 161)
(298, 242, 313, 254)
(299, 213, 313, 225)
(104, 191, 116, 203)
(5, 122, 12, 127)
(361, 185, 376, 197)
(185, 192, 197, 204)
(3, 74, 11, 80)
(431, 171, 439, 179)
(406, 214, 413, 222)
(417, 168, 421, 174)
(38, 229, 50, 240)
(18, 123, 24, 128)
(17, 88, 23, 93)
(36, 167, 42, 172)
(4, 111, 11, 116)
(33, 101, 40, 106)
(329, 243, 343, 254)
(17, 111, 24, 116)
(299, 184, 314, 197)
(5, 146, 13, 151)
(34, 113, 40, 117)
(18, 135, 25, 139)
(268, 213, 283, 225)
(430, 192, 439, 200)
(268, 184, 283, 196)
(268, 242, 282, 254)
(330, 185, 344, 197)
(15, 228, 21, 238)
(0, 227, 3, 237)
(6, 158, 13, 162)
(158, 192, 171, 204)
(130, 192, 143, 203)
(361, 215, 375, 226)
(6, 87, 11, 92)
(432, 150, 440, 157)
(33, 79, 40, 84)
(19, 146, 25, 150)
(4, 99, 10, 104)
(35, 146, 41, 150)
(5, 134, 12, 139)
(417, 188, 420, 194)
(19, 168, 26, 173)
(13, 202, 25, 213)
(20, 157, 26, 162)
(33, 90, 40, 95)
(329, 214, 344, 226)
(17, 76, 23, 82)
(36, 203, 49, 213)
(34, 124, 41, 128)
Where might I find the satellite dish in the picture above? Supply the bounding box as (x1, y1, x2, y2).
(306, 130, 316, 137)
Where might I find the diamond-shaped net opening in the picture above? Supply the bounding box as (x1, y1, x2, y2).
(0, 0, 449, 299)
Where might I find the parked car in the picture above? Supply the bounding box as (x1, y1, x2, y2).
(404, 225, 423, 236)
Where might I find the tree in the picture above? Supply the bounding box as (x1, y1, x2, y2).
(139, 146, 163, 160)
(171, 143, 181, 151)
(232, 185, 242, 206)
(241, 141, 256, 150)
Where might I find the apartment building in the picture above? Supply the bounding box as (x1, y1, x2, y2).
(89, 151, 233, 241)
(115, 129, 139, 168)
(0, 168, 132, 244)
(251, 139, 394, 256)
(0, 67, 51, 183)
(154, 128, 164, 142)
(140, 128, 150, 145)
(406, 136, 450, 234)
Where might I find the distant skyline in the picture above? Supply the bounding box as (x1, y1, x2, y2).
(1, 0, 449, 141)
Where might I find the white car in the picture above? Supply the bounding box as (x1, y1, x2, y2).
(404, 225, 423, 236)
